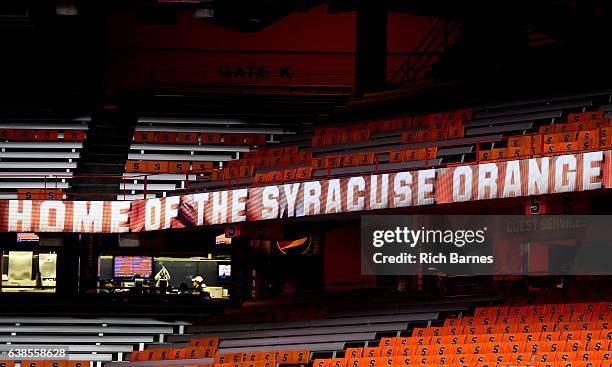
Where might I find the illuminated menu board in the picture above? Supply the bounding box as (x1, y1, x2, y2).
(113, 256, 152, 278)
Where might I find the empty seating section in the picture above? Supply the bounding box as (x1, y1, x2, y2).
(0, 316, 189, 365)
(312, 301, 611, 367)
(191, 109, 471, 192)
(0, 361, 91, 367)
(0, 119, 88, 200)
(476, 110, 612, 161)
(121, 118, 295, 198)
(130, 337, 218, 363)
(111, 296, 498, 367)
(112, 91, 612, 198)
(197, 91, 612, 193)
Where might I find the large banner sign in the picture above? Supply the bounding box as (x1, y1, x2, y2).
(1, 151, 610, 233)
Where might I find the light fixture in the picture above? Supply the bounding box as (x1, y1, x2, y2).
(194, 8, 214, 19)
(56, 1, 78, 16)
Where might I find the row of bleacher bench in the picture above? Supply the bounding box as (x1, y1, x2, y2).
(310, 301, 610, 366)
(120, 90, 612, 199)
(3, 91, 612, 200)
(119, 118, 295, 199)
(108, 297, 609, 367)
(0, 316, 189, 364)
(0, 118, 89, 200)
(102, 295, 493, 367)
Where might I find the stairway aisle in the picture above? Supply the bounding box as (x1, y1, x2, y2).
(69, 114, 135, 200)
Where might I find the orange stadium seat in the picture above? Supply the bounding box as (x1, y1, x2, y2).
(202, 132, 222, 144)
(147, 161, 169, 173)
(169, 161, 189, 173)
(37, 130, 59, 141)
(63, 129, 86, 141)
(178, 132, 199, 144)
(18, 189, 63, 200)
(192, 161, 214, 173)
(134, 131, 155, 143)
(155, 132, 178, 144)
(224, 133, 246, 145)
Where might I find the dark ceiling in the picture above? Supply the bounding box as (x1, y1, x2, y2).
(2, 0, 612, 120)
